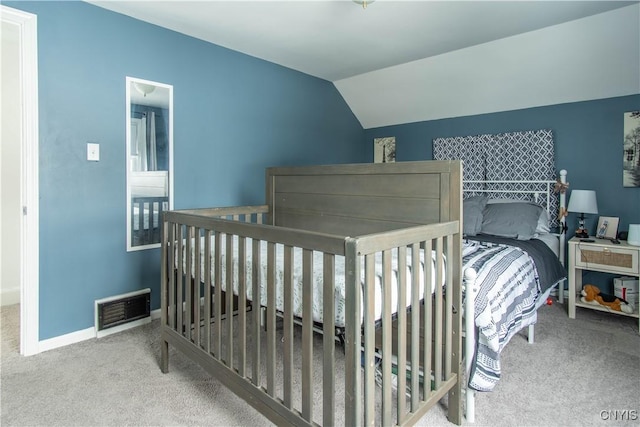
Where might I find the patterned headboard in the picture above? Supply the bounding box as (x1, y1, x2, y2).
(433, 129, 561, 228)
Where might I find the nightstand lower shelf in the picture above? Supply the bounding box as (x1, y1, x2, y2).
(574, 300, 640, 319)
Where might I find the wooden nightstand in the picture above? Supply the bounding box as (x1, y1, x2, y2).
(568, 237, 640, 333)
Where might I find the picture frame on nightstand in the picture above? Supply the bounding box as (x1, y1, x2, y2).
(596, 216, 619, 239)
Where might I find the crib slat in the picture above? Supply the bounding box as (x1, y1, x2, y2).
(381, 249, 392, 427)
(434, 237, 444, 389)
(226, 233, 234, 367)
(363, 254, 376, 427)
(301, 249, 313, 421)
(214, 232, 222, 357)
(137, 201, 144, 242)
(160, 220, 170, 373)
(449, 232, 464, 425)
(176, 225, 184, 336)
(157, 201, 165, 236)
(151, 201, 157, 238)
(251, 238, 261, 386)
(423, 239, 433, 400)
(266, 242, 276, 396)
(147, 201, 153, 243)
(410, 242, 420, 410)
(283, 245, 294, 409)
(193, 227, 202, 346)
(185, 227, 194, 342)
(344, 238, 361, 427)
(204, 230, 212, 354)
(322, 253, 336, 427)
(445, 236, 453, 377)
(237, 235, 247, 376)
(168, 223, 176, 330)
(397, 245, 407, 423)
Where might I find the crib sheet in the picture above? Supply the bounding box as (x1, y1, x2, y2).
(182, 235, 445, 328)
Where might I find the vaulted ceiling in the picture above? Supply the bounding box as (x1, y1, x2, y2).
(88, 1, 640, 128)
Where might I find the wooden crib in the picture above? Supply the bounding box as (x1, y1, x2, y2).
(160, 160, 464, 426)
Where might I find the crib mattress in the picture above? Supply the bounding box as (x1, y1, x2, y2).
(183, 236, 444, 328)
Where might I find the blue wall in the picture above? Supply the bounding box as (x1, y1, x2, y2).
(365, 95, 640, 291)
(8, 1, 363, 340)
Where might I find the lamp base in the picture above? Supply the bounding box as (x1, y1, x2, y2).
(575, 229, 589, 239)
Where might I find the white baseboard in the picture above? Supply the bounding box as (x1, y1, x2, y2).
(96, 316, 151, 338)
(1, 288, 20, 306)
(38, 308, 162, 353)
(38, 326, 95, 353)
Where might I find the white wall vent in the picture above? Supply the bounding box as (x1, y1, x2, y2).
(95, 288, 151, 338)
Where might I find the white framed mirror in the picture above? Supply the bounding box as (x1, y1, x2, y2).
(126, 77, 173, 251)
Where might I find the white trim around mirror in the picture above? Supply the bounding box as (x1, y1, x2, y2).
(125, 77, 173, 252)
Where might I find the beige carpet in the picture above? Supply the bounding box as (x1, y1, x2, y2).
(1, 301, 638, 426)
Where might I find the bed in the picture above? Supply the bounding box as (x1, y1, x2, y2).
(160, 161, 465, 426)
(434, 129, 568, 423)
(459, 176, 568, 422)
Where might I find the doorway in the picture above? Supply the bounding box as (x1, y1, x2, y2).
(1, 5, 39, 356)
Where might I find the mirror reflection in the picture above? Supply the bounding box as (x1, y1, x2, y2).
(126, 77, 173, 251)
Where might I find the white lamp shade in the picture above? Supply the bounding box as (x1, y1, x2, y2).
(567, 190, 598, 214)
(628, 224, 640, 246)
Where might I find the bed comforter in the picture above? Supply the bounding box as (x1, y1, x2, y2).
(464, 236, 566, 391)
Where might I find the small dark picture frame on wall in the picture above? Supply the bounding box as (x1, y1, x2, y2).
(596, 216, 619, 239)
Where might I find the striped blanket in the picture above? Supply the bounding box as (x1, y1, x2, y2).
(463, 240, 542, 392)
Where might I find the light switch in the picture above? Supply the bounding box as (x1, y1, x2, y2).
(87, 143, 100, 161)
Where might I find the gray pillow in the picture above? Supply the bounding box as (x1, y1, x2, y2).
(487, 198, 550, 234)
(463, 196, 488, 236)
(480, 202, 543, 240)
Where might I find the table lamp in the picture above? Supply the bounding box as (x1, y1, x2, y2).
(628, 224, 640, 246)
(567, 190, 598, 238)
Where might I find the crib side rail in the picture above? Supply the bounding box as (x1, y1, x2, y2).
(168, 205, 270, 221)
(164, 209, 346, 256)
(345, 220, 463, 426)
(161, 212, 462, 426)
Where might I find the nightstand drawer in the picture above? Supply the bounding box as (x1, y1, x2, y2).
(573, 244, 639, 275)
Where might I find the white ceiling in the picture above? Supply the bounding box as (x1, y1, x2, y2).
(88, 1, 635, 81)
(89, 0, 639, 128)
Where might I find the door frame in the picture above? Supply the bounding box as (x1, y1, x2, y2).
(2, 5, 39, 356)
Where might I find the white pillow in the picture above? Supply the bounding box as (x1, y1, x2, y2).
(536, 209, 550, 234)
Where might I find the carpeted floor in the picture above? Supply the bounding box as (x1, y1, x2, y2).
(1, 301, 638, 426)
